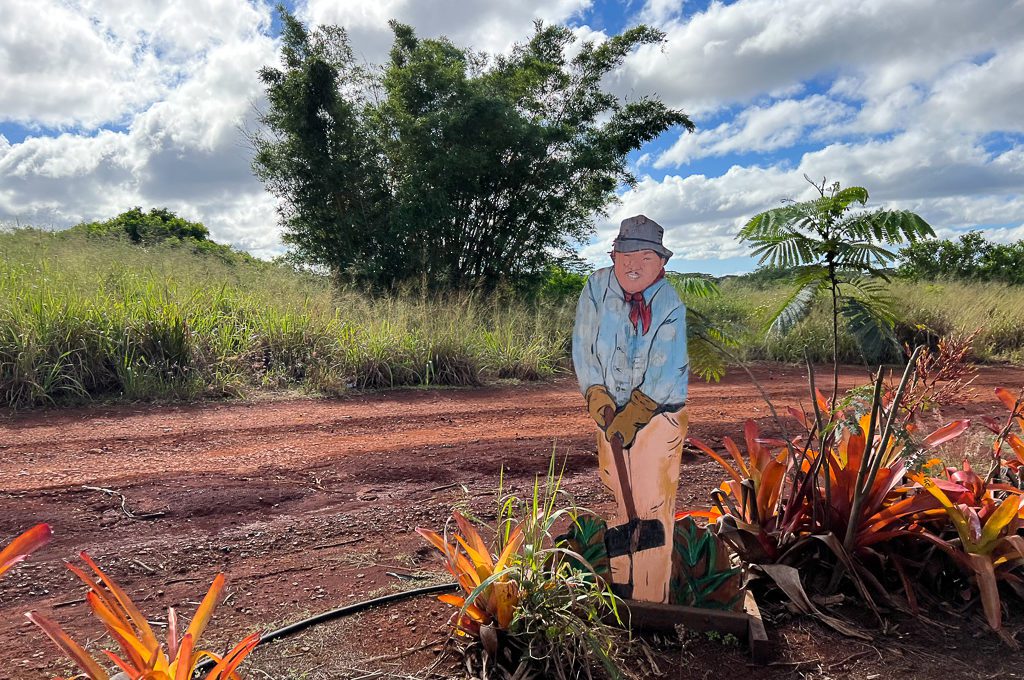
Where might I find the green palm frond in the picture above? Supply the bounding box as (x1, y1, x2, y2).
(746, 231, 822, 269)
(845, 209, 934, 245)
(839, 276, 896, 321)
(672, 274, 720, 300)
(689, 334, 727, 382)
(792, 263, 829, 285)
(841, 296, 898, 363)
(767, 272, 828, 337)
(833, 241, 897, 269)
(686, 307, 735, 382)
(739, 204, 814, 241)
(830, 186, 869, 211)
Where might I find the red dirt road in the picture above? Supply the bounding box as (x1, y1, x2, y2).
(2, 365, 1023, 679)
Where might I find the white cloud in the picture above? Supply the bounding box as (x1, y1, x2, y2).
(582, 165, 810, 264)
(300, 0, 592, 62)
(0, 0, 272, 130)
(656, 94, 854, 166)
(636, 0, 686, 25)
(614, 0, 1024, 115)
(924, 42, 1024, 134)
(0, 0, 1021, 269)
(590, 127, 1024, 268)
(0, 0, 279, 252)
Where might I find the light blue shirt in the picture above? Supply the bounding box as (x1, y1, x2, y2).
(572, 267, 688, 409)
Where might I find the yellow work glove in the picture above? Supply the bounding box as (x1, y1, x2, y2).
(585, 384, 616, 429)
(606, 389, 659, 448)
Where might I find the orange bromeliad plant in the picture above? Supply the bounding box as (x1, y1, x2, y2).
(908, 473, 1024, 632)
(823, 413, 969, 550)
(27, 552, 259, 680)
(416, 511, 524, 636)
(685, 359, 1024, 639)
(682, 420, 791, 561)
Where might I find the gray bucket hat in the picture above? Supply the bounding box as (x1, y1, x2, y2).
(612, 214, 673, 259)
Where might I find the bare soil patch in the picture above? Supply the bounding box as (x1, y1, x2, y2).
(2, 364, 1023, 679)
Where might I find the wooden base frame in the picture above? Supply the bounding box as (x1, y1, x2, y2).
(611, 591, 771, 663)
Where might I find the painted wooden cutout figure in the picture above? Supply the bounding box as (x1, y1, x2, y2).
(573, 215, 688, 603)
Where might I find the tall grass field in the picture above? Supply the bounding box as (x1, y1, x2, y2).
(689, 277, 1024, 365)
(3, 228, 1024, 408)
(0, 230, 573, 408)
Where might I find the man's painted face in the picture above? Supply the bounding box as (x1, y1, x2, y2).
(613, 249, 664, 294)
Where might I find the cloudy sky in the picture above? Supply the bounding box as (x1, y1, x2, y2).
(2, 0, 1022, 274)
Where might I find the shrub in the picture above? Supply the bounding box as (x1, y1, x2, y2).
(681, 359, 1024, 643)
(417, 459, 627, 679)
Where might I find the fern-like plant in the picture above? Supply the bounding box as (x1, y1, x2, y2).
(739, 176, 934, 399)
(669, 274, 740, 382)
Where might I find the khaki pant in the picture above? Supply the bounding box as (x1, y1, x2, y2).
(596, 408, 688, 603)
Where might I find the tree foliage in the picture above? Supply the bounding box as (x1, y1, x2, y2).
(898, 231, 1024, 285)
(70, 207, 210, 244)
(251, 8, 693, 291)
(739, 177, 934, 392)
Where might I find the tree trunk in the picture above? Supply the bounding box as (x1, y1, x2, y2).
(829, 267, 840, 409)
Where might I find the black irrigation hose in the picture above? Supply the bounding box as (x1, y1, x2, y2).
(194, 581, 458, 674)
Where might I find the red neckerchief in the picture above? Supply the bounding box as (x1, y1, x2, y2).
(623, 269, 665, 335)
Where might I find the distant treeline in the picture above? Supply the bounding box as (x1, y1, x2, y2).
(897, 231, 1024, 285)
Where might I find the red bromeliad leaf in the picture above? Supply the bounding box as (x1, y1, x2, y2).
(913, 474, 978, 550)
(453, 534, 493, 583)
(968, 552, 1003, 630)
(173, 633, 194, 680)
(85, 590, 150, 667)
(205, 630, 260, 679)
(979, 496, 1024, 553)
(722, 437, 749, 478)
(922, 420, 971, 448)
(26, 611, 110, 680)
(947, 462, 985, 502)
(757, 459, 788, 524)
(981, 416, 1003, 434)
(0, 524, 51, 579)
(438, 593, 491, 624)
(416, 528, 479, 592)
(493, 524, 524, 573)
(102, 649, 136, 675)
(687, 436, 743, 484)
(998, 535, 1024, 565)
(184, 573, 225, 645)
(453, 512, 492, 571)
(1005, 434, 1024, 464)
(437, 592, 467, 609)
(78, 552, 160, 652)
(166, 607, 179, 661)
(815, 388, 830, 414)
(491, 581, 519, 629)
(995, 387, 1019, 412)
(745, 420, 767, 470)
(788, 406, 810, 430)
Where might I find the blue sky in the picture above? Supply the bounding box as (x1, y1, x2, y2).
(1, 0, 1022, 275)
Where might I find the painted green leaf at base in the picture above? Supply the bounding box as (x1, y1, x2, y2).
(670, 516, 744, 611)
(559, 512, 612, 582)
